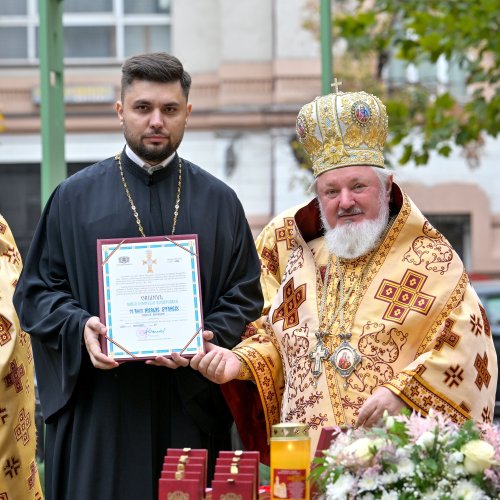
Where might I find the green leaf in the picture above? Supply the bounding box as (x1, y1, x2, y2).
(399, 144, 413, 164)
(437, 145, 452, 156)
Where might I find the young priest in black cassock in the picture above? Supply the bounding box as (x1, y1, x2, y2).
(14, 52, 263, 500)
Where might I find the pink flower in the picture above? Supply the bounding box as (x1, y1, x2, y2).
(484, 468, 500, 491)
(478, 422, 500, 462)
(403, 410, 458, 443)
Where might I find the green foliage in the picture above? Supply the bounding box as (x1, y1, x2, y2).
(289, 136, 313, 171)
(330, 0, 499, 167)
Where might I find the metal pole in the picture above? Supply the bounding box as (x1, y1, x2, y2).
(320, 0, 333, 95)
(39, 0, 66, 207)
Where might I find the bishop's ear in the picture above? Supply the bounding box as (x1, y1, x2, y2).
(385, 175, 394, 200)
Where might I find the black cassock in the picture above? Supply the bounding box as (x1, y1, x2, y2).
(14, 152, 263, 500)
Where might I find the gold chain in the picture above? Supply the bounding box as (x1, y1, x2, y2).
(335, 255, 373, 334)
(115, 153, 182, 237)
(317, 256, 358, 335)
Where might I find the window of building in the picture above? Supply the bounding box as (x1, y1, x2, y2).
(64, 0, 113, 13)
(0, 27, 28, 59)
(424, 213, 471, 268)
(63, 26, 116, 58)
(0, 162, 88, 258)
(0, 1, 27, 15)
(383, 26, 468, 102)
(386, 54, 468, 102)
(0, 0, 171, 64)
(124, 0, 170, 14)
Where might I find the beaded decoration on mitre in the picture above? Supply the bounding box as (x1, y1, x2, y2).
(296, 83, 388, 177)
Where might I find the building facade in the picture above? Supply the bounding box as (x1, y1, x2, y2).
(0, 0, 499, 277)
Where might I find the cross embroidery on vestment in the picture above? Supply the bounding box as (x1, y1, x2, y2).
(375, 269, 435, 325)
(275, 218, 296, 250)
(272, 278, 306, 329)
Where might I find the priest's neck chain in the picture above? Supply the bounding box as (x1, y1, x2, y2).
(115, 153, 182, 236)
(317, 257, 361, 335)
(310, 220, 394, 388)
(309, 252, 376, 389)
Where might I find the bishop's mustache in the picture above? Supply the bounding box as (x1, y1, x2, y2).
(338, 207, 363, 217)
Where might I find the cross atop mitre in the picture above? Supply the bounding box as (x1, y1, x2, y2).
(331, 78, 343, 94)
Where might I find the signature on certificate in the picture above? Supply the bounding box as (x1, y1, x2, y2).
(136, 327, 168, 340)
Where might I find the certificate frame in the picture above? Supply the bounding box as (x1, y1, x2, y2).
(97, 234, 204, 361)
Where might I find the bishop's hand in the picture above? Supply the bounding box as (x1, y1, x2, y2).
(355, 386, 408, 428)
(83, 316, 119, 370)
(189, 330, 242, 384)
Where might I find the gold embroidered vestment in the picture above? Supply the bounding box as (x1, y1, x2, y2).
(0, 215, 42, 499)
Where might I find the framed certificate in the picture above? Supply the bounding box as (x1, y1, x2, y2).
(97, 235, 204, 361)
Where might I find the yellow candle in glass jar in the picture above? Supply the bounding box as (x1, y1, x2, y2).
(270, 423, 310, 500)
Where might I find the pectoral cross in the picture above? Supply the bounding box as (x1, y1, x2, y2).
(331, 78, 343, 94)
(309, 335, 330, 385)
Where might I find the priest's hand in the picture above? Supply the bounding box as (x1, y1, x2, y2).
(146, 350, 190, 369)
(189, 330, 242, 384)
(145, 331, 211, 369)
(355, 386, 408, 428)
(83, 316, 119, 370)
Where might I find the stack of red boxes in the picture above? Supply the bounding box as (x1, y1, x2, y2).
(158, 449, 260, 499)
(211, 450, 259, 500)
(159, 448, 208, 499)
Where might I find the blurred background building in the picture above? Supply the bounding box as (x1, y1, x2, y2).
(0, 0, 499, 278)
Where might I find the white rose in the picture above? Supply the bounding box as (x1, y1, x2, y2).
(415, 430, 436, 449)
(461, 440, 496, 474)
(344, 437, 384, 465)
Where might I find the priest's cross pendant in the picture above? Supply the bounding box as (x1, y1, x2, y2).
(309, 332, 330, 387)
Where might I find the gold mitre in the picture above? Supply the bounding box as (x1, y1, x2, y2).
(296, 85, 388, 177)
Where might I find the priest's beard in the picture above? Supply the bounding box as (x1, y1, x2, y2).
(124, 126, 184, 165)
(320, 192, 390, 259)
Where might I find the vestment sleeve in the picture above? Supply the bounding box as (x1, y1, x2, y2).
(13, 188, 91, 420)
(385, 283, 498, 423)
(220, 321, 284, 465)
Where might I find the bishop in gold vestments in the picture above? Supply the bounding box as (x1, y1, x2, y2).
(0, 215, 42, 499)
(189, 88, 497, 461)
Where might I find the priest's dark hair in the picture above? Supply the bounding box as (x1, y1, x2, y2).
(120, 52, 192, 101)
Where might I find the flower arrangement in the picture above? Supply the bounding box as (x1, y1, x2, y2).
(311, 410, 500, 499)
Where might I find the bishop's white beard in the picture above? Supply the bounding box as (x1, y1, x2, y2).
(320, 192, 390, 259)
